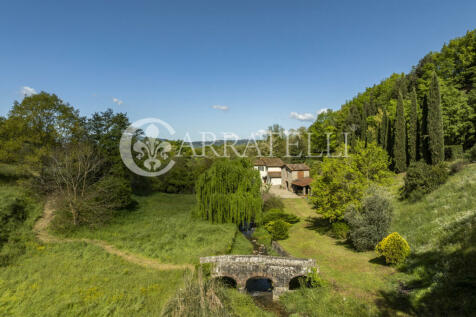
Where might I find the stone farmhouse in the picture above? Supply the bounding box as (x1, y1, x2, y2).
(253, 158, 312, 195)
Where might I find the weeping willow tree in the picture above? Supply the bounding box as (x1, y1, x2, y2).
(195, 159, 262, 225)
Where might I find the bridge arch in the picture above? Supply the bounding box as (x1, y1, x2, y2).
(200, 255, 317, 299)
(214, 276, 238, 288)
(245, 276, 275, 293)
(288, 275, 307, 290)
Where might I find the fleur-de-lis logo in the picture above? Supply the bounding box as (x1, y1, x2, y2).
(133, 124, 172, 171)
(120, 118, 176, 177)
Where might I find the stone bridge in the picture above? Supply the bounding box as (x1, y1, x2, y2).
(199, 255, 317, 299)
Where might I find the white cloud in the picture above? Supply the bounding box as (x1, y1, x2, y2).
(290, 112, 315, 121)
(318, 108, 330, 114)
(21, 86, 37, 96)
(113, 98, 123, 105)
(212, 105, 229, 111)
(251, 129, 268, 138)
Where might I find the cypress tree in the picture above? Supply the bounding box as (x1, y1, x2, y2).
(428, 72, 445, 164)
(420, 95, 431, 164)
(361, 102, 368, 145)
(394, 89, 407, 172)
(408, 87, 418, 163)
(380, 109, 389, 149)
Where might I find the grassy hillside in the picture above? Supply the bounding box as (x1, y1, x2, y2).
(60, 193, 253, 264)
(386, 163, 476, 316)
(0, 189, 268, 316)
(277, 198, 402, 316)
(279, 164, 476, 316)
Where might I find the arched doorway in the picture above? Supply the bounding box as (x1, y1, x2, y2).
(289, 275, 309, 290)
(245, 277, 273, 293)
(215, 276, 237, 288)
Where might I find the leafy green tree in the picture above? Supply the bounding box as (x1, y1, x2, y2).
(440, 84, 475, 147)
(352, 141, 391, 183)
(394, 90, 407, 172)
(310, 141, 390, 222)
(408, 87, 419, 163)
(428, 72, 445, 164)
(195, 159, 262, 224)
(310, 154, 365, 222)
(86, 109, 130, 175)
(0, 92, 84, 166)
(308, 110, 339, 155)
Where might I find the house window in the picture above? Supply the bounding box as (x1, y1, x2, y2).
(258, 166, 264, 171)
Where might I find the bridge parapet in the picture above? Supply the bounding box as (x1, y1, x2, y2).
(200, 255, 317, 299)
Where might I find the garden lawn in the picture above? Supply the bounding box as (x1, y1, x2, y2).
(278, 198, 403, 301)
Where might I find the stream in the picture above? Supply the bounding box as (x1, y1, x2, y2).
(239, 226, 289, 317)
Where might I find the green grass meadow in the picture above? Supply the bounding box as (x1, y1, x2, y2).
(60, 193, 252, 264)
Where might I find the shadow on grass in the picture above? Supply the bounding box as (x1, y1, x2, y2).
(304, 216, 332, 234)
(334, 239, 356, 251)
(376, 214, 476, 317)
(368, 256, 387, 266)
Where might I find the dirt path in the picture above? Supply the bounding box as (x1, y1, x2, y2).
(34, 199, 194, 272)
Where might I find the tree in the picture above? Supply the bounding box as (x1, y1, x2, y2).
(408, 87, 418, 163)
(0, 92, 84, 166)
(310, 141, 390, 222)
(195, 159, 262, 225)
(394, 89, 407, 172)
(428, 72, 445, 164)
(310, 155, 365, 222)
(420, 95, 431, 163)
(361, 102, 368, 145)
(352, 141, 391, 183)
(44, 144, 132, 229)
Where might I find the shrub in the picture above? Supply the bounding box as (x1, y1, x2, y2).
(331, 222, 350, 240)
(345, 188, 392, 251)
(0, 195, 27, 246)
(262, 208, 299, 225)
(252, 226, 272, 247)
(467, 144, 476, 162)
(265, 219, 290, 240)
(449, 160, 464, 175)
(306, 267, 326, 287)
(262, 193, 284, 211)
(400, 161, 448, 200)
(375, 232, 410, 264)
(445, 145, 463, 161)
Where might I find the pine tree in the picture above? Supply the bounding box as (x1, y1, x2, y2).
(408, 87, 418, 162)
(394, 89, 407, 172)
(428, 72, 445, 164)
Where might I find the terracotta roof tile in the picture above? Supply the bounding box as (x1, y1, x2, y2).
(292, 177, 313, 187)
(254, 157, 284, 167)
(285, 163, 310, 171)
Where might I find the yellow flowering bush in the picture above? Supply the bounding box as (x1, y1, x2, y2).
(375, 232, 410, 264)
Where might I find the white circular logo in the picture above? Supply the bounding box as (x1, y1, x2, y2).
(120, 118, 176, 177)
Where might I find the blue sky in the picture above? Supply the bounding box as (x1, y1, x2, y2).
(1, 0, 475, 140)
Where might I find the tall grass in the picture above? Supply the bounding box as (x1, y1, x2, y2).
(0, 242, 185, 316)
(162, 270, 272, 317)
(60, 193, 253, 264)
